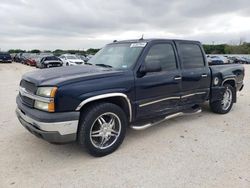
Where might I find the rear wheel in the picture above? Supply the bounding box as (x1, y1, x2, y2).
(210, 84, 234, 114)
(78, 103, 127, 157)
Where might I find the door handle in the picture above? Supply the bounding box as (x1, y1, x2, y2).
(174, 76, 182, 80)
(201, 74, 208, 78)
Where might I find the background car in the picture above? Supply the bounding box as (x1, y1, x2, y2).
(34, 53, 53, 67)
(0, 52, 12, 63)
(229, 56, 246, 64)
(86, 54, 94, 61)
(76, 55, 88, 62)
(19, 53, 32, 64)
(13, 53, 23, 62)
(242, 57, 250, 64)
(59, 54, 84, 66)
(25, 53, 38, 66)
(37, 56, 63, 68)
(207, 55, 224, 65)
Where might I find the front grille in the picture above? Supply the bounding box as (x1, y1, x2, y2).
(20, 80, 37, 94)
(48, 62, 62, 67)
(19, 79, 37, 107)
(20, 95, 34, 107)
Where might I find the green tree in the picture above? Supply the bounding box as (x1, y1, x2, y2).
(86, 48, 100, 55)
(30, 49, 40, 53)
(8, 49, 25, 53)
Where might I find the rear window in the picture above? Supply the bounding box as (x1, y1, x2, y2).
(179, 43, 205, 69)
(45, 56, 60, 61)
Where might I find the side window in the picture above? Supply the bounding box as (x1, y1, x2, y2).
(145, 43, 177, 71)
(179, 43, 205, 69)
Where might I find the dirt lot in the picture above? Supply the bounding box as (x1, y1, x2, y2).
(0, 63, 249, 188)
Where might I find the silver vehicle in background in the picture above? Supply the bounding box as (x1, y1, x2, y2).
(59, 54, 84, 66)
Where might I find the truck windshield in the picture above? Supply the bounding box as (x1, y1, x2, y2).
(88, 43, 146, 69)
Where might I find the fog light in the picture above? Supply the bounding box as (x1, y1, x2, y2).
(34, 101, 55, 112)
(34, 101, 49, 111)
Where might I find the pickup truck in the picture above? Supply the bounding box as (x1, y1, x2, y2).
(16, 39, 245, 157)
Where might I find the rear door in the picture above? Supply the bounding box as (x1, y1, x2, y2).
(135, 41, 182, 119)
(175, 41, 210, 105)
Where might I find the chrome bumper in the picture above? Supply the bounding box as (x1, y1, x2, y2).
(16, 108, 79, 143)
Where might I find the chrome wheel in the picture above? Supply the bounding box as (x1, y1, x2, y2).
(221, 87, 232, 110)
(90, 112, 121, 150)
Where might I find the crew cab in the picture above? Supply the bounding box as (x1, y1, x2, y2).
(16, 39, 245, 157)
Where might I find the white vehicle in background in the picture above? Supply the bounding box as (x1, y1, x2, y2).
(59, 54, 84, 66)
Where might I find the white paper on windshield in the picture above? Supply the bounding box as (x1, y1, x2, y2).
(130, 42, 147, 48)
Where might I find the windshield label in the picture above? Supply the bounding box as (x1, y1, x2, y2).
(130, 42, 147, 48)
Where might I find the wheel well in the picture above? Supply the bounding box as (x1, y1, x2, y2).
(223, 79, 235, 87)
(79, 97, 130, 121)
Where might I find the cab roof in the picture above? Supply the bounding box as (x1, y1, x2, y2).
(109, 38, 201, 45)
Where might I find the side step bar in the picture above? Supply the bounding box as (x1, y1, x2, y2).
(130, 107, 202, 130)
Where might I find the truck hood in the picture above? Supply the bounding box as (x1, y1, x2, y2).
(22, 65, 123, 86)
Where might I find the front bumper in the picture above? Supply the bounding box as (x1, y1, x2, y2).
(0, 60, 12, 63)
(16, 96, 80, 143)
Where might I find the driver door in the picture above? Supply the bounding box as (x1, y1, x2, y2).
(135, 42, 182, 120)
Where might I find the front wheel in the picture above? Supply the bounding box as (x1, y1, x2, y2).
(210, 84, 234, 114)
(78, 103, 127, 157)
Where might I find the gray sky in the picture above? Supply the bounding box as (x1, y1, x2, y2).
(0, 0, 250, 50)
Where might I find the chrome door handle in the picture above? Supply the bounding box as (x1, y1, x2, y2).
(201, 74, 208, 78)
(174, 76, 182, 80)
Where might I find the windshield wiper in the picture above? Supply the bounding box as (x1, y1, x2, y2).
(95, 64, 113, 68)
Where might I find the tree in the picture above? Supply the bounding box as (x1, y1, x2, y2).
(8, 49, 25, 53)
(86, 48, 100, 55)
(30, 49, 40, 53)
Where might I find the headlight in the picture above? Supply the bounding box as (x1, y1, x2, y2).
(35, 87, 57, 112)
(36, 87, 57, 97)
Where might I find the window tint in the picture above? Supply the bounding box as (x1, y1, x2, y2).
(179, 43, 205, 69)
(145, 43, 177, 71)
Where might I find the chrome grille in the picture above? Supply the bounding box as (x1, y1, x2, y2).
(19, 80, 37, 107)
(20, 80, 37, 94)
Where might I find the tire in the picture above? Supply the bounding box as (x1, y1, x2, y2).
(78, 103, 127, 157)
(66, 62, 69, 66)
(210, 84, 234, 114)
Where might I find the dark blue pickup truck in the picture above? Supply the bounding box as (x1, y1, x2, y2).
(16, 39, 245, 156)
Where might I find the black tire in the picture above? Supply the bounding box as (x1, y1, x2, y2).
(210, 84, 234, 114)
(78, 103, 127, 157)
(66, 62, 69, 66)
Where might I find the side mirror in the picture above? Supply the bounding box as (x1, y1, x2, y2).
(140, 60, 162, 74)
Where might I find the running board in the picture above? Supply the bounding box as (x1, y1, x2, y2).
(130, 107, 202, 130)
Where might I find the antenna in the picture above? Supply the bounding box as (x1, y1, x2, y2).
(139, 34, 144, 40)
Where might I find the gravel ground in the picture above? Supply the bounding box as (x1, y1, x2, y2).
(0, 63, 249, 188)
